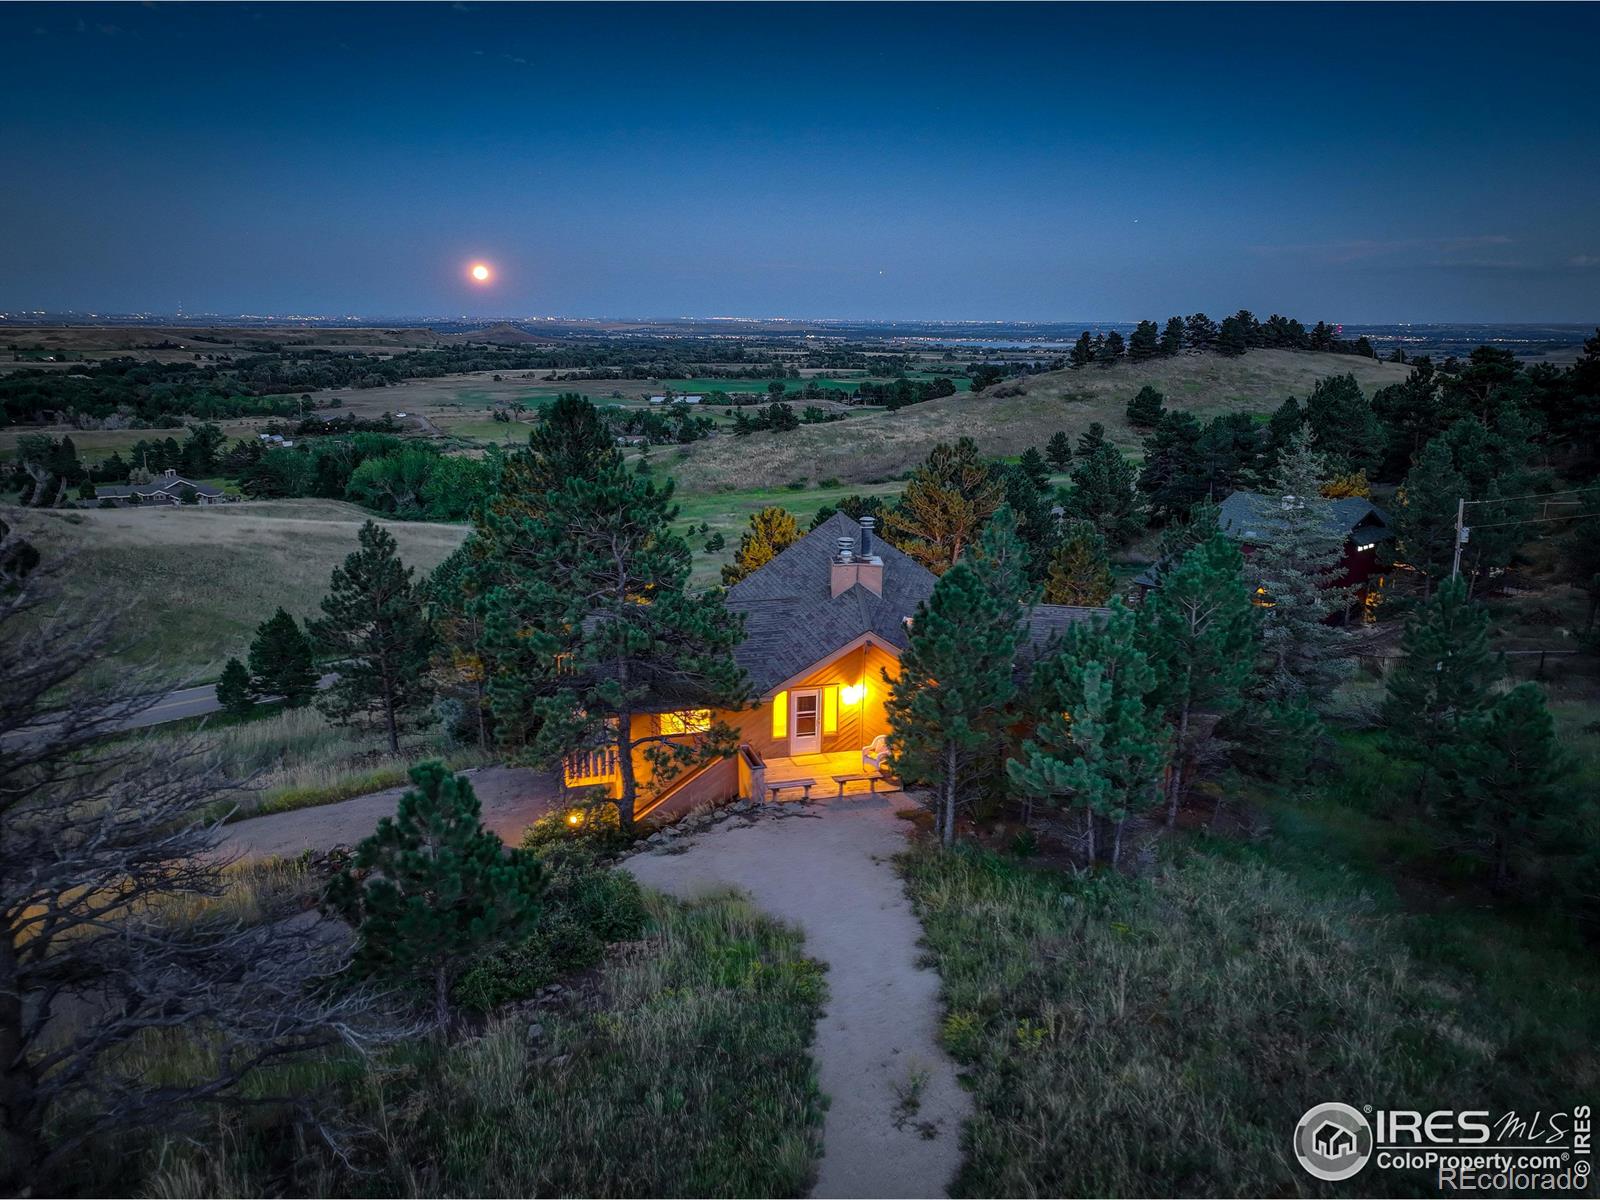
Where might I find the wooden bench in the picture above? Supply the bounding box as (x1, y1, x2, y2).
(831, 773, 895, 796)
(766, 777, 816, 801)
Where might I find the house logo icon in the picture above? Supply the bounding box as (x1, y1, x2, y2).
(1294, 1102, 1373, 1181)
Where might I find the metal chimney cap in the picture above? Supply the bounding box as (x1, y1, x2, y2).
(859, 515, 876, 529)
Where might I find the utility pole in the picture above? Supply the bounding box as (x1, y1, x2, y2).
(1450, 497, 1468, 580)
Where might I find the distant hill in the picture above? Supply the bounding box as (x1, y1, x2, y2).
(443, 322, 560, 346)
(661, 349, 1412, 494)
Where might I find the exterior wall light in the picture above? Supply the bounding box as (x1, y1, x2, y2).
(840, 683, 865, 706)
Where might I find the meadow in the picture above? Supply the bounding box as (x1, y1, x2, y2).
(3, 499, 466, 680)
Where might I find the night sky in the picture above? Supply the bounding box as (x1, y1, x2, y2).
(3, 2, 1596, 322)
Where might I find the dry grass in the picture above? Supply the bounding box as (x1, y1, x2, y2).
(902, 831, 1599, 1198)
(130, 889, 827, 1198)
(660, 350, 1411, 494)
(3, 499, 467, 679)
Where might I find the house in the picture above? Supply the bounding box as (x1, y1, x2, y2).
(1135, 490, 1393, 617)
(566, 511, 1105, 819)
(93, 469, 230, 506)
(1313, 1121, 1356, 1159)
(674, 394, 703, 405)
(647, 395, 667, 405)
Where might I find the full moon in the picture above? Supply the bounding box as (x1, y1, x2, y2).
(470, 262, 491, 282)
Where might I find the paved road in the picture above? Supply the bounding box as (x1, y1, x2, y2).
(115, 672, 339, 734)
(220, 765, 561, 860)
(627, 792, 970, 1199)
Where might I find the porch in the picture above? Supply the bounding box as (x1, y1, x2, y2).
(757, 750, 899, 800)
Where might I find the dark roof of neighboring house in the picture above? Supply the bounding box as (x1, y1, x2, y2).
(725, 511, 1104, 695)
(95, 476, 224, 499)
(1218, 490, 1392, 543)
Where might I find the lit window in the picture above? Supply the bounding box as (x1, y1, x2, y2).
(823, 686, 838, 734)
(1356, 542, 1376, 552)
(659, 709, 712, 736)
(772, 691, 788, 738)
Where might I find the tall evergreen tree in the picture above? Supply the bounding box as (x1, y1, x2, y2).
(1125, 384, 1166, 429)
(1066, 440, 1144, 547)
(881, 439, 1004, 574)
(1443, 683, 1566, 889)
(479, 461, 749, 830)
(1141, 536, 1258, 824)
(1394, 436, 1468, 595)
(1305, 374, 1384, 474)
(526, 392, 622, 489)
(1249, 431, 1353, 705)
(886, 562, 1021, 847)
(247, 607, 318, 707)
(1069, 331, 1096, 368)
(1263, 395, 1306, 467)
(1153, 497, 1222, 582)
(995, 462, 1057, 583)
(327, 761, 544, 1028)
(1008, 601, 1167, 864)
(1127, 320, 1162, 361)
(1045, 430, 1073, 471)
(429, 543, 493, 748)
(1076, 422, 1108, 459)
(1044, 520, 1116, 606)
(1138, 410, 1204, 523)
(1185, 312, 1218, 351)
(721, 505, 800, 585)
(1017, 446, 1051, 490)
(309, 520, 437, 753)
(1381, 578, 1499, 802)
(1160, 316, 1185, 356)
(1099, 330, 1126, 365)
(215, 657, 255, 718)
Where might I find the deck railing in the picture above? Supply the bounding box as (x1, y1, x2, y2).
(564, 746, 619, 785)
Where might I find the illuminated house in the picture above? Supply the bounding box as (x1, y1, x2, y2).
(567, 511, 1104, 819)
(1135, 490, 1393, 617)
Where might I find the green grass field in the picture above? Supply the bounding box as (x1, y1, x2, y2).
(5, 499, 467, 680)
(0, 420, 265, 463)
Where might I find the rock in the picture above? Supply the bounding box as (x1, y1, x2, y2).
(526, 1022, 544, 1041)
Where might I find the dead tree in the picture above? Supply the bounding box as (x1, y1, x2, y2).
(0, 518, 407, 1193)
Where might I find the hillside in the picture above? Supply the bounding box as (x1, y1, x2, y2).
(659, 350, 1411, 494)
(6, 499, 467, 680)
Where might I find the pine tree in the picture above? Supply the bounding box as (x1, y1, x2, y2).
(1137, 410, 1204, 523)
(1305, 374, 1383, 474)
(1216, 314, 1250, 357)
(309, 520, 437, 753)
(881, 439, 1004, 574)
(215, 657, 255, 718)
(1394, 436, 1467, 594)
(1250, 431, 1353, 706)
(479, 461, 749, 830)
(968, 504, 1037, 611)
(247, 607, 318, 707)
(1185, 312, 1218, 350)
(1069, 331, 1096, 368)
(1153, 497, 1222, 583)
(1160, 316, 1185, 356)
(1008, 601, 1168, 864)
(995, 463, 1057, 583)
(886, 562, 1021, 846)
(1076, 422, 1107, 459)
(721, 505, 800, 585)
(327, 761, 544, 1028)
(1044, 520, 1115, 606)
(1141, 536, 1258, 824)
(1065, 441, 1144, 547)
(526, 392, 622, 489)
(1443, 683, 1566, 889)
(1045, 430, 1073, 471)
(1125, 384, 1166, 429)
(1017, 446, 1050, 490)
(1099, 330, 1126, 365)
(1381, 578, 1499, 801)
(1263, 396, 1306, 467)
(1127, 320, 1161, 361)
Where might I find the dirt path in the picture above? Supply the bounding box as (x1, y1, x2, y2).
(625, 791, 969, 1199)
(220, 765, 560, 860)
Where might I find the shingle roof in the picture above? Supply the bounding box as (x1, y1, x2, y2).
(1217, 490, 1392, 542)
(724, 511, 1105, 694)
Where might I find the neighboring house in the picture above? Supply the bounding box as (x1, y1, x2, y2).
(566, 511, 1105, 818)
(258, 432, 296, 448)
(94, 469, 230, 506)
(1136, 490, 1393, 617)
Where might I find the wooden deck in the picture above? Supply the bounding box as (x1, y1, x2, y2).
(763, 751, 897, 797)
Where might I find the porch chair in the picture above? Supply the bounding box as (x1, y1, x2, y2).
(862, 734, 893, 776)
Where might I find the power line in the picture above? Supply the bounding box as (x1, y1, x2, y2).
(1464, 484, 1600, 506)
(1465, 512, 1596, 531)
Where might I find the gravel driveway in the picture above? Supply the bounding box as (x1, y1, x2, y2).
(220, 765, 560, 860)
(626, 790, 969, 1199)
